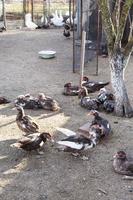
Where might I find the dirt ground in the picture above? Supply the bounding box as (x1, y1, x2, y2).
(0, 29, 133, 200)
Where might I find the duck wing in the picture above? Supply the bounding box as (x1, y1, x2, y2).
(57, 140, 84, 150)
(83, 81, 109, 92)
(57, 135, 94, 150)
(39, 98, 55, 110)
(56, 127, 77, 136)
(22, 116, 39, 132)
(18, 137, 32, 145)
(24, 99, 41, 109)
(125, 161, 133, 173)
(80, 97, 99, 110)
(10, 137, 33, 148)
(103, 100, 115, 113)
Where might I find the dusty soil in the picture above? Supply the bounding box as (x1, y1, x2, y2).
(0, 29, 133, 200)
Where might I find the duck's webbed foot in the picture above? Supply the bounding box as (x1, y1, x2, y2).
(35, 149, 44, 155)
(71, 152, 80, 157)
(72, 152, 89, 160)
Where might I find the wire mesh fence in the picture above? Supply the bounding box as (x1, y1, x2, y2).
(73, 0, 99, 74)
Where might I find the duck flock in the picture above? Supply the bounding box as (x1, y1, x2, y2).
(1, 75, 133, 177)
(0, 9, 132, 174)
(23, 10, 75, 39)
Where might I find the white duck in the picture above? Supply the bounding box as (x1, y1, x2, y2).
(25, 13, 38, 29)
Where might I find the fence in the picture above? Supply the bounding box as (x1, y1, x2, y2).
(0, 0, 69, 29)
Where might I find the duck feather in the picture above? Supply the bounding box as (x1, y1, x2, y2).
(56, 127, 77, 136)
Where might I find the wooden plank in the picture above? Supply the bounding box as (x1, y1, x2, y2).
(80, 30, 86, 87)
(23, 0, 26, 26)
(3, 0, 7, 30)
(31, 0, 34, 21)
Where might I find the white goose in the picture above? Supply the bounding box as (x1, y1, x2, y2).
(51, 10, 64, 27)
(66, 12, 77, 25)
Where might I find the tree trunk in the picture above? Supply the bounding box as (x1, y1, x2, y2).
(110, 52, 133, 117)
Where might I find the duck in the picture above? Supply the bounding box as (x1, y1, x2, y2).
(37, 93, 60, 111)
(36, 16, 50, 29)
(11, 132, 52, 152)
(64, 23, 71, 30)
(15, 106, 39, 135)
(63, 29, 70, 38)
(89, 110, 112, 137)
(15, 94, 41, 109)
(51, 10, 64, 27)
(82, 76, 110, 93)
(78, 87, 100, 110)
(56, 127, 96, 154)
(0, 96, 10, 104)
(63, 82, 80, 96)
(113, 151, 133, 176)
(63, 23, 71, 38)
(97, 88, 114, 104)
(0, 26, 6, 32)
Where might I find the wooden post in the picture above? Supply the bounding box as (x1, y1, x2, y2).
(72, 0, 75, 73)
(96, 5, 100, 76)
(43, 0, 47, 21)
(23, 0, 26, 26)
(43, 0, 45, 19)
(28, 0, 30, 13)
(69, 0, 71, 26)
(31, 0, 34, 21)
(80, 31, 86, 87)
(77, 0, 82, 39)
(3, 0, 7, 30)
(47, 0, 50, 17)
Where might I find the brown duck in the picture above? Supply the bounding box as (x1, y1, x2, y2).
(63, 82, 80, 96)
(0, 97, 10, 104)
(113, 151, 133, 176)
(11, 132, 52, 152)
(37, 93, 60, 111)
(16, 106, 39, 135)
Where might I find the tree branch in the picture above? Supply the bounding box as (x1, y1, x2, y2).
(112, 0, 120, 33)
(122, 37, 133, 56)
(128, 16, 133, 40)
(114, 0, 133, 47)
(98, 0, 115, 52)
